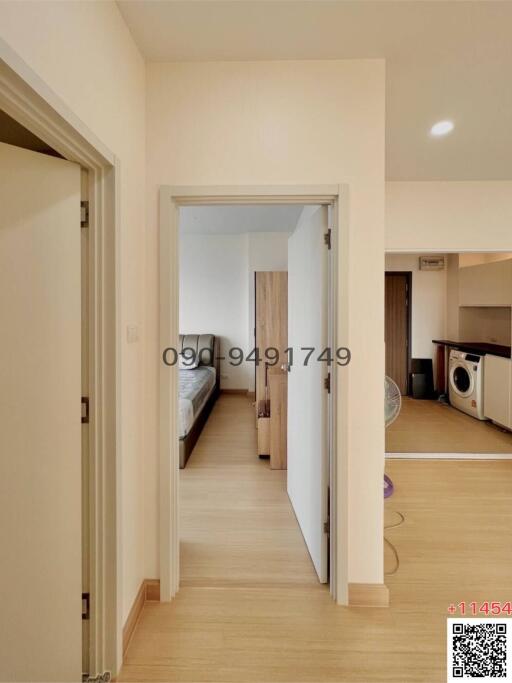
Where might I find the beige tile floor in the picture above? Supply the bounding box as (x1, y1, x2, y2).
(386, 397, 512, 453)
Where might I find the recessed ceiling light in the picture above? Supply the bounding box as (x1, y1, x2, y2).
(430, 120, 454, 137)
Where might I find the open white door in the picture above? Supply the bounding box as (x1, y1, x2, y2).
(287, 205, 329, 583)
(0, 142, 82, 681)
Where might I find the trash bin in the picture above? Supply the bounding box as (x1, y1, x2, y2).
(410, 358, 435, 399)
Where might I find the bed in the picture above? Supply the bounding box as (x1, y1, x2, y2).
(179, 333, 220, 468)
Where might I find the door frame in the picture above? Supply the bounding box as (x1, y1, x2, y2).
(385, 270, 412, 395)
(0, 40, 121, 675)
(385, 248, 512, 460)
(159, 184, 347, 603)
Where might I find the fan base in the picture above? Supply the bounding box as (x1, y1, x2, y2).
(384, 474, 394, 498)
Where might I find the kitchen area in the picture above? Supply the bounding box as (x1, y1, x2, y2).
(385, 252, 512, 455)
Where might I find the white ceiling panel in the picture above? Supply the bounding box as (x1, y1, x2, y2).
(179, 204, 304, 234)
(118, 0, 512, 180)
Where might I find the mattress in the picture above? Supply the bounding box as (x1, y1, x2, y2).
(179, 366, 216, 438)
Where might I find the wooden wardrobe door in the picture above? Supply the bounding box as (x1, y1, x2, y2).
(255, 271, 288, 413)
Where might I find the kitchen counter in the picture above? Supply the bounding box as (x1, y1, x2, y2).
(433, 339, 511, 359)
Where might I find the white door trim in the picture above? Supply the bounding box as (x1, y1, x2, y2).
(0, 39, 121, 675)
(159, 184, 348, 604)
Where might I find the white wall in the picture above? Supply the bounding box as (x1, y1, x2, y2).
(180, 230, 289, 391)
(180, 233, 249, 389)
(146, 60, 386, 589)
(385, 253, 447, 386)
(0, 1, 146, 625)
(248, 232, 289, 271)
(386, 181, 512, 251)
(446, 254, 460, 340)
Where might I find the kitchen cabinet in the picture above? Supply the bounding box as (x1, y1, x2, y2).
(484, 354, 512, 429)
(459, 259, 512, 307)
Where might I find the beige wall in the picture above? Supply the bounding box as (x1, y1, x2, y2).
(459, 307, 512, 347)
(386, 182, 512, 359)
(460, 252, 512, 267)
(386, 181, 512, 251)
(0, 12, 387, 606)
(146, 60, 386, 586)
(0, 1, 147, 622)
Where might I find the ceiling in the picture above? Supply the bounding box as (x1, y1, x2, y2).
(180, 204, 304, 234)
(117, 0, 512, 181)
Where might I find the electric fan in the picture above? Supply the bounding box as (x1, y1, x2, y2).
(384, 376, 402, 498)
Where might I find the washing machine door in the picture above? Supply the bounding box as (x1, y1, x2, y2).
(450, 362, 474, 398)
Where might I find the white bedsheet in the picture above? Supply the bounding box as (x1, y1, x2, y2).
(179, 397, 195, 438)
(179, 366, 216, 438)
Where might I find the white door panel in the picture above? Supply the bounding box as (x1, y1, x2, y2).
(0, 142, 82, 681)
(287, 205, 329, 582)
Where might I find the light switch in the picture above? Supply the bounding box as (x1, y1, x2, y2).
(127, 325, 139, 343)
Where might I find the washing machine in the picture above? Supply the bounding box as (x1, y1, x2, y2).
(448, 349, 486, 420)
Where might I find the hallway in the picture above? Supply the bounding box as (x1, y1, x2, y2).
(179, 395, 319, 589)
(119, 395, 512, 683)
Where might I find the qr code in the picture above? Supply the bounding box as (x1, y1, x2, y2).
(447, 619, 511, 681)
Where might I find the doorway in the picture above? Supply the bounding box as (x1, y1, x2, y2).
(382, 250, 512, 663)
(159, 186, 343, 602)
(385, 251, 512, 457)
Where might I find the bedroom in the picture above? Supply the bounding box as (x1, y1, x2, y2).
(173, 201, 336, 590)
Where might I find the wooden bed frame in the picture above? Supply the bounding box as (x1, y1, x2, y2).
(179, 335, 221, 468)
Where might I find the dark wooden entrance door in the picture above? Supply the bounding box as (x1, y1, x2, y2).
(385, 272, 410, 395)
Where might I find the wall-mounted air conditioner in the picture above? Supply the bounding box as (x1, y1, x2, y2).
(419, 255, 445, 271)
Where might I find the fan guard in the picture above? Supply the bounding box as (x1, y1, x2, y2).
(384, 376, 402, 498)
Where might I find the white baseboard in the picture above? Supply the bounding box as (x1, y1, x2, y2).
(386, 452, 512, 460)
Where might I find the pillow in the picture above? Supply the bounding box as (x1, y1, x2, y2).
(179, 350, 200, 369)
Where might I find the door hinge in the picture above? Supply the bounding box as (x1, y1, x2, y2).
(324, 374, 331, 394)
(82, 592, 90, 620)
(81, 200, 89, 228)
(82, 396, 90, 424)
(324, 229, 332, 250)
(323, 520, 330, 534)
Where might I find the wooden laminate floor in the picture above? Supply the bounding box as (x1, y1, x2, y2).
(386, 397, 512, 453)
(120, 394, 512, 682)
(179, 396, 318, 589)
